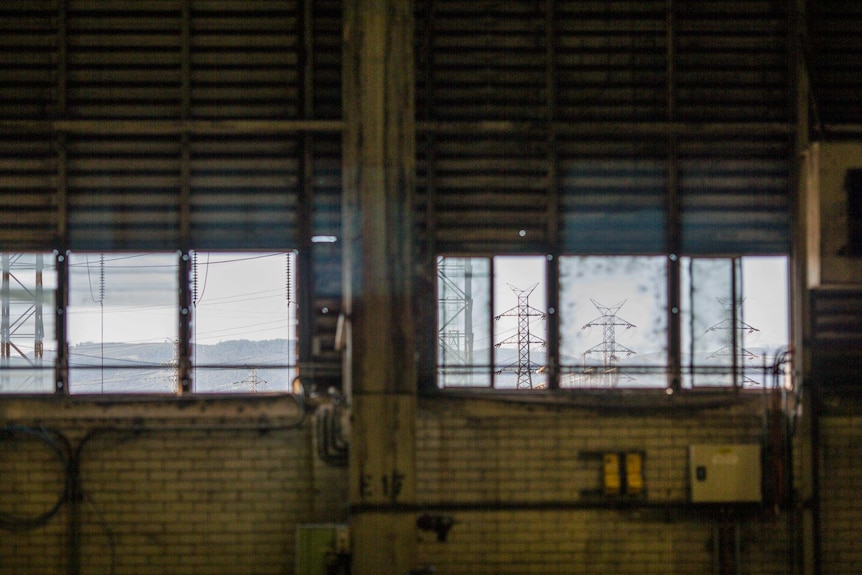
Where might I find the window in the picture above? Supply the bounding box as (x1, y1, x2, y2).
(0, 254, 56, 393)
(559, 256, 667, 388)
(438, 256, 547, 389)
(681, 256, 789, 388)
(0, 250, 297, 395)
(436, 254, 789, 391)
(68, 253, 178, 394)
(190, 252, 297, 394)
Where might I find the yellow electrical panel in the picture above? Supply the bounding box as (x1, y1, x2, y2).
(603, 453, 621, 496)
(625, 452, 644, 495)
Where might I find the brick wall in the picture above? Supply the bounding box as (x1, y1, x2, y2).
(1, 393, 811, 575)
(818, 407, 862, 574)
(0, 398, 349, 575)
(415, 395, 793, 575)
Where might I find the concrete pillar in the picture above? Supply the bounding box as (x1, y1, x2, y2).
(342, 1, 417, 573)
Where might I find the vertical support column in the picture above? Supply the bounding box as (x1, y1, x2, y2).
(343, 0, 417, 573)
(789, 0, 816, 572)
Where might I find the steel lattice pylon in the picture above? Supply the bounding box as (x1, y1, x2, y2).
(0, 254, 47, 391)
(582, 299, 636, 387)
(495, 283, 546, 389)
(437, 258, 476, 385)
(707, 297, 759, 385)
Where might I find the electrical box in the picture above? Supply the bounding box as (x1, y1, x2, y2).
(689, 444, 761, 503)
(296, 524, 349, 575)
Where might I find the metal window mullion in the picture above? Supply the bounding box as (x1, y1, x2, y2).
(55, 0, 69, 394)
(665, 0, 682, 392)
(731, 258, 740, 391)
(55, 250, 68, 393)
(177, 0, 192, 394)
(178, 251, 191, 394)
(489, 256, 497, 388)
(545, 0, 560, 390)
(297, 0, 315, 369)
(667, 145, 681, 392)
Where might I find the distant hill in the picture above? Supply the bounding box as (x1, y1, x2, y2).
(68, 339, 295, 394)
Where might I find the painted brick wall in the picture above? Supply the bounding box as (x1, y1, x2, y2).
(415, 395, 793, 575)
(818, 412, 862, 574)
(1, 393, 805, 575)
(0, 401, 349, 575)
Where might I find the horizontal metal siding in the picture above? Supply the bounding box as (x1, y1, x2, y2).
(559, 150, 666, 254)
(0, 135, 58, 249)
(809, 1, 862, 126)
(674, 0, 788, 122)
(190, 135, 300, 249)
(67, 1, 183, 120)
(0, 0, 323, 252)
(417, 1, 548, 122)
(312, 0, 342, 120)
(810, 287, 862, 388)
(416, 0, 791, 256)
(417, 133, 552, 253)
(66, 135, 181, 248)
(679, 136, 791, 255)
(0, 1, 58, 120)
(556, 0, 667, 122)
(191, 0, 301, 120)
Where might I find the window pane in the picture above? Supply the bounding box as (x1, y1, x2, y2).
(191, 252, 296, 393)
(437, 257, 491, 388)
(560, 256, 667, 388)
(681, 256, 789, 388)
(0, 253, 56, 394)
(492, 256, 547, 389)
(68, 253, 178, 394)
(682, 258, 735, 387)
(741, 257, 790, 386)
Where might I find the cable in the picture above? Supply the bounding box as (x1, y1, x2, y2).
(0, 425, 71, 532)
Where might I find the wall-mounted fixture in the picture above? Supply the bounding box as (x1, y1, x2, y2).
(689, 444, 761, 503)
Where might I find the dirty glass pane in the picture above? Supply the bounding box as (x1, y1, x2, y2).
(682, 256, 788, 388)
(191, 251, 296, 394)
(681, 258, 735, 387)
(437, 257, 491, 388)
(559, 256, 667, 388)
(0, 253, 56, 394)
(492, 256, 547, 390)
(68, 252, 178, 394)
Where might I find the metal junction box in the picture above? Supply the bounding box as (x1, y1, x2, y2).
(688, 444, 762, 503)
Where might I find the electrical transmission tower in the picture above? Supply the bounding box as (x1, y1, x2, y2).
(494, 283, 546, 389)
(437, 258, 476, 386)
(582, 299, 636, 388)
(1, 254, 47, 391)
(240, 369, 266, 393)
(707, 297, 759, 385)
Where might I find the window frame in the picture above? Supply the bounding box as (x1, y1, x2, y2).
(433, 252, 791, 393)
(0, 249, 300, 397)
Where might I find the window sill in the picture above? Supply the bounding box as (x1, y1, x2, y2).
(0, 393, 305, 423)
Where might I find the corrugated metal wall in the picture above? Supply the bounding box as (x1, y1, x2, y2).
(0, 0, 343, 381)
(415, 0, 792, 255)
